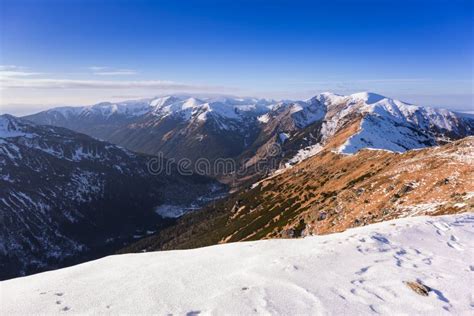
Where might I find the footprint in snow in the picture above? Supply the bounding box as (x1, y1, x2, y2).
(432, 222, 450, 232)
(422, 257, 432, 265)
(446, 235, 463, 250)
(369, 304, 379, 313)
(356, 266, 370, 275)
(447, 241, 463, 251)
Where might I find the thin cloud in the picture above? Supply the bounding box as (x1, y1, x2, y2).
(88, 66, 137, 76)
(287, 78, 473, 86)
(0, 71, 43, 78)
(0, 65, 23, 71)
(0, 65, 42, 78)
(94, 70, 138, 76)
(88, 66, 108, 71)
(1, 77, 229, 92)
(287, 78, 433, 85)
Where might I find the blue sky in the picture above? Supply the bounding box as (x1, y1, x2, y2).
(0, 0, 472, 114)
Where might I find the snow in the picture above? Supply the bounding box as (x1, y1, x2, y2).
(289, 100, 326, 128)
(36, 96, 277, 127)
(310, 91, 472, 154)
(64, 170, 103, 203)
(257, 113, 270, 123)
(1, 214, 472, 315)
(286, 144, 323, 166)
(81, 100, 152, 118)
(396, 202, 447, 217)
(182, 97, 204, 109)
(313, 91, 346, 105)
(0, 115, 34, 138)
(26, 92, 473, 142)
(338, 114, 434, 154)
(147, 95, 279, 127)
(278, 132, 290, 143)
(350, 92, 387, 104)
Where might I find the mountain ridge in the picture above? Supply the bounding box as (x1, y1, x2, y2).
(120, 136, 473, 253)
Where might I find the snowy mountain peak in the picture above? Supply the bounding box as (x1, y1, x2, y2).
(149, 95, 183, 108)
(182, 97, 205, 109)
(330, 93, 474, 153)
(349, 91, 387, 104)
(312, 92, 346, 105)
(288, 100, 326, 128)
(21, 92, 474, 163)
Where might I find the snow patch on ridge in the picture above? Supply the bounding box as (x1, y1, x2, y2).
(338, 114, 435, 154)
(286, 144, 323, 166)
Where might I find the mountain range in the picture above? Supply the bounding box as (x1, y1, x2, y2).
(2, 91, 473, 279)
(25, 92, 474, 186)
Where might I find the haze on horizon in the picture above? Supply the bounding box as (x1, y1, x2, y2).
(0, 0, 472, 116)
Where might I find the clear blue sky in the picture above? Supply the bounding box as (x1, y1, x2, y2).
(0, 0, 472, 114)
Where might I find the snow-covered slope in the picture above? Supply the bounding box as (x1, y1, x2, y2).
(1, 214, 472, 315)
(273, 92, 474, 167)
(320, 92, 473, 154)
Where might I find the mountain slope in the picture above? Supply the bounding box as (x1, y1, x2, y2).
(24, 93, 474, 186)
(2, 214, 472, 315)
(121, 137, 473, 252)
(0, 115, 218, 280)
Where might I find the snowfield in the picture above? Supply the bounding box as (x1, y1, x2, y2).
(1, 214, 473, 315)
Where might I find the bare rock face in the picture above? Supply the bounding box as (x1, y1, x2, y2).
(404, 281, 432, 296)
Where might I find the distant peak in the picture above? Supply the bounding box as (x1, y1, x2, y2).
(0, 113, 16, 120)
(320, 91, 343, 97)
(0, 114, 26, 127)
(150, 95, 182, 108)
(349, 92, 387, 104)
(182, 97, 204, 108)
(310, 92, 345, 105)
